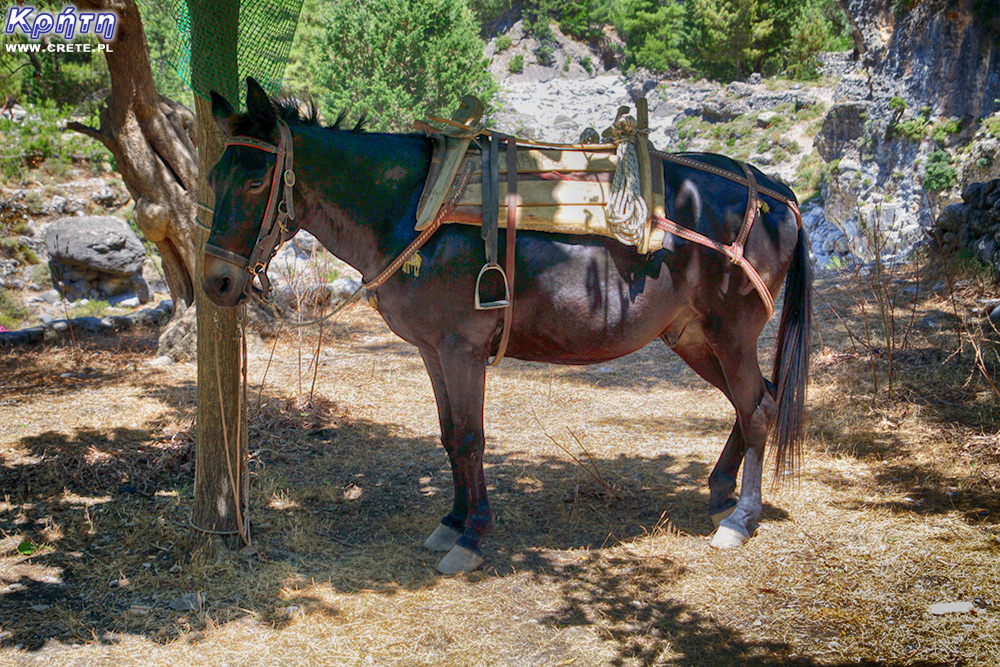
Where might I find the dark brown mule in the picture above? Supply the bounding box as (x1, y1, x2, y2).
(203, 79, 812, 574)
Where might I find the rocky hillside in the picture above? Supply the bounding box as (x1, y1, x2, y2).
(820, 0, 1000, 257)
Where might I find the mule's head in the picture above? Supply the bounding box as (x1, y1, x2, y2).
(202, 77, 296, 307)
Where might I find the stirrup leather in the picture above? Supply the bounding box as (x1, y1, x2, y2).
(474, 262, 510, 310)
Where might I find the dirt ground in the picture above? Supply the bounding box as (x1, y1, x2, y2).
(1, 268, 998, 666)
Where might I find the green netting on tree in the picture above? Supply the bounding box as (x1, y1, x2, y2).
(167, 0, 303, 108)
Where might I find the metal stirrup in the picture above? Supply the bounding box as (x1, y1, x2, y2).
(474, 262, 510, 310)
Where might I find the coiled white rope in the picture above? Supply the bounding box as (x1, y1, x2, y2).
(605, 114, 648, 247)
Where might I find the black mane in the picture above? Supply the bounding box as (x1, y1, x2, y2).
(274, 97, 368, 133)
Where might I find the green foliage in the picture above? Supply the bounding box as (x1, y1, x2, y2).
(509, 54, 525, 74)
(68, 299, 111, 319)
(932, 117, 961, 144)
(306, 0, 495, 132)
(984, 114, 1000, 139)
(496, 35, 513, 52)
(0, 32, 109, 106)
(686, 0, 773, 80)
(0, 289, 29, 330)
(896, 117, 930, 142)
(0, 238, 39, 266)
(0, 101, 112, 183)
(923, 149, 956, 192)
(536, 43, 555, 66)
(614, 0, 689, 72)
(136, 0, 195, 110)
(557, 0, 604, 41)
(889, 96, 908, 114)
(580, 55, 594, 74)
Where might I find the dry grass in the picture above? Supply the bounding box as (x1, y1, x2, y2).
(0, 259, 998, 666)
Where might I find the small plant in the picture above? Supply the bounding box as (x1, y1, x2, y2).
(932, 117, 961, 143)
(495, 35, 512, 52)
(536, 44, 555, 67)
(889, 96, 908, 114)
(0, 289, 29, 330)
(0, 238, 38, 265)
(509, 54, 524, 74)
(984, 113, 1000, 139)
(976, 156, 992, 170)
(68, 299, 110, 319)
(924, 149, 957, 192)
(580, 55, 593, 75)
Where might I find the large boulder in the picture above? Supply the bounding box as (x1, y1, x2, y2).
(44, 216, 150, 302)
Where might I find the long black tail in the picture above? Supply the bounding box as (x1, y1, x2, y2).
(770, 226, 812, 479)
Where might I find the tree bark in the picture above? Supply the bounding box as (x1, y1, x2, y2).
(189, 0, 245, 549)
(69, 0, 198, 310)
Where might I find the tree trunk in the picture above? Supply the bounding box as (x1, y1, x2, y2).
(69, 0, 198, 310)
(189, 0, 245, 549)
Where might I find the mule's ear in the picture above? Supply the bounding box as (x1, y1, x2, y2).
(211, 91, 235, 137)
(245, 77, 276, 130)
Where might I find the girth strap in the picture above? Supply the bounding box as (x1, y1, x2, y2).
(490, 136, 517, 366)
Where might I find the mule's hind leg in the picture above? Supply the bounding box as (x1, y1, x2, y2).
(665, 337, 743, 527)
(708, 342, 776, 549)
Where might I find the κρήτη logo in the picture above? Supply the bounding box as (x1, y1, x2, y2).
(4, 5, 118, 41)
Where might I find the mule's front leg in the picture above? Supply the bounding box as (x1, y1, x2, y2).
(423, 342, 492, 574)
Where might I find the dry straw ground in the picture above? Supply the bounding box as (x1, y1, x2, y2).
(1, 258, 998, 666)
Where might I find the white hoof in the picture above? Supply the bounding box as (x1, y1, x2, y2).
(710, 525, 749, 550)
(424, 523, 462, 552)
(710, 505, 737, 528)
(436, 545, 483, 574)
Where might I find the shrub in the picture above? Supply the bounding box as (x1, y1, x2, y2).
(496, 35, 512, 52)
(0, 289, 29, 330)
(580, 55, 593, 74)
(984, 113, 1000, 139)
(889, 96, 908, 114)
(923, 149, 956, 192)
(536, 44, 555, 66)
(0, 238, 38, 265)
(932, 118, 961, 143)
(307, 0, 496, 132)
(509, 54, 524, 74)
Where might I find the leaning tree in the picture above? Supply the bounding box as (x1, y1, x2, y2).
(68, 0, 200, 310)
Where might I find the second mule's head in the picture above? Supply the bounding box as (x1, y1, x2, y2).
(202, 77, 295, 307)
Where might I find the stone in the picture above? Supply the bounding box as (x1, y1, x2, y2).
(168, 592, 203, 612)
(46, 196, 67, 215)
(756, 111, 777, 128)
(146, 355, 174, 368)
(748, 72, 762, 85)
(815, 103, 870, 162)
(90, 185, 117, 206)
(45, 216, 145, 276)
(552, 114, 578, 130)
(928, 601, 976, 615)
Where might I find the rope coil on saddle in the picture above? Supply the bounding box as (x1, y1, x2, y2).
(603, 108, 648, 247)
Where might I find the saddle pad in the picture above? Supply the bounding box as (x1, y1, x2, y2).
(441, 146, 664, 250)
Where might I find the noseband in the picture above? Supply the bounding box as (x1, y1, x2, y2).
(204, 119, 296, 302)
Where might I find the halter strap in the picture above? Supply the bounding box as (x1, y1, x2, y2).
(204, 119, 296, 302)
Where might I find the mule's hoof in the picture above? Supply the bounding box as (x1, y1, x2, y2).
(710, 525, 750, 550)
(436, 545, 483, 574)
(424, 523, 462, 552)
(710, 504, 737, 528)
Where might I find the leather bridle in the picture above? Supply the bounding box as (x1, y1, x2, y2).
(204, 119, 296, 302)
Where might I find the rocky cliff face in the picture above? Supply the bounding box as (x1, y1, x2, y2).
(820, 0, 1000, 256)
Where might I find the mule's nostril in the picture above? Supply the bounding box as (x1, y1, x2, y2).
(219, 276, 231, 293)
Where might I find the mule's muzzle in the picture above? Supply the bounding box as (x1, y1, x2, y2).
(202, 254, 248, 307)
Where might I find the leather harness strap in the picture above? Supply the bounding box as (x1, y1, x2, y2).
(490, 135, 517, 366)
(205, 120, 296, 302)
(650, 156, 779, 319)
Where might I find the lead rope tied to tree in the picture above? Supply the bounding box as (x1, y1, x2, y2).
(604, 111, 648, 247)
